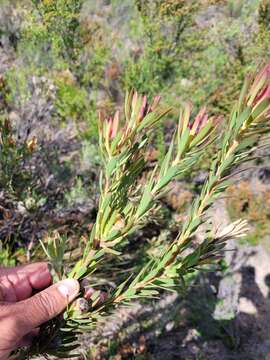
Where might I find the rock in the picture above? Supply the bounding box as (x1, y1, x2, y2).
(258, 167, 270, 185)
(193, 171, 208, 186)
(238, 297, 258, 315)
(165, 321, 175, 332)
(8, 111, 20, 123)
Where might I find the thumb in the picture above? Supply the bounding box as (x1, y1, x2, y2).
(13, 278, 79, 335)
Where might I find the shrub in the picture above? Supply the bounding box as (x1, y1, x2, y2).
(0, 116, 37, 197)
(122, 0, 198, 96)
(259, 0, 270, 29)
(28, 0, 83, 63)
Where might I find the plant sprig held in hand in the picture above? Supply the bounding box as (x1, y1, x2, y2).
(16, 64, 270, 359)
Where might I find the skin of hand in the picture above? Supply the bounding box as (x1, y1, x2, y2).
(0, 262, 80, 360)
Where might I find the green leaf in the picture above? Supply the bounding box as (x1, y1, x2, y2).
(190, 119, 213, 147)
(236, 137, 256, 152)
(252, 98, 270, 119)
(218, 155, 234, 175)
(124, 289, 137, 298)
(68, 260, 88, 280)
(110, 132, 122, 153)
(136, 185, 153, 218)
(237, 77, 251, 112)
(188, 217, 201, 234)
(106, 158, 118, 177)
(154, 166, 178, 193)
(125, 90, 133, 120)
(214, 179, 234, 192)
(139, 289, 159, 297)
(137, 108, 171, 131)
(177, 127, 190, 158)
(137, 112, 157, 131)
(103, 210, 117, 235)
(160, 134, 175, 176)
(234, 106, 251, 134)
(114, 275, 133, 298)
(184, 250, 200, 268)
(102, 246, 121, 256)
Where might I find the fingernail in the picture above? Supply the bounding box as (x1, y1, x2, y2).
(57, 279, 79, 298)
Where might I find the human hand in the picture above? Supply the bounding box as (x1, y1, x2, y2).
(0, 262, 79, 360)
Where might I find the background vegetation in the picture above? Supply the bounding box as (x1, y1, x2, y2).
(1, 0, 270, 359)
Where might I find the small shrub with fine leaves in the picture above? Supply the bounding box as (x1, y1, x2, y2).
(13, 64, 270, 359)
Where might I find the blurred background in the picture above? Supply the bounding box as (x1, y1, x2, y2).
(1, 0, 270, 359)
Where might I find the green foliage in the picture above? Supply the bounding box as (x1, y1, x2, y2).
(80, 46, 110, 89)
(0, 242, 25, 267)
(259, 0, 270, 29)
(122, 0, 198, 96)
(29, 0, 83, 62)
(0, 116, 36, 196)
(55, 78, 88, 120)
(5, 67, 32, 106)
(10, 0, 84, 79)
(64, 177, 89, 206)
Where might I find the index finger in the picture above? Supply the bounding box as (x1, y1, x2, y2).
(0, 263, 52, 302)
